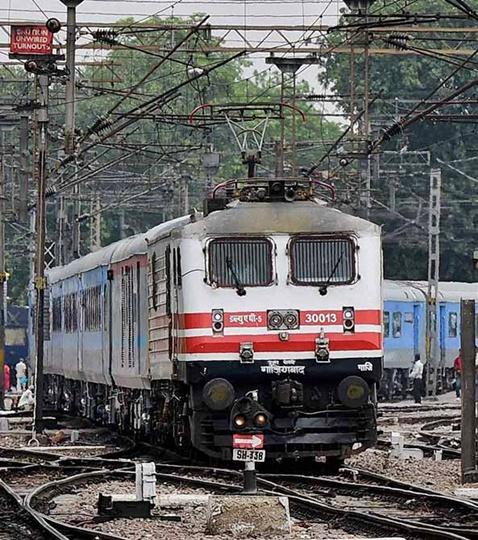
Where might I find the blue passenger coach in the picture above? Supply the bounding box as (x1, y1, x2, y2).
(5, 305, 29, 377)
(382, 280, 478, 398)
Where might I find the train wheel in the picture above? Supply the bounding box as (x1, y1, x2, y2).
(325, 456, 344, 472)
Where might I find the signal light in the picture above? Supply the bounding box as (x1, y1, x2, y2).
(211, 309, 224, 333)
(46, 18, 62, 34)
(254, 413, 268, 427)
(233, 414, 247, 428)
(24, 61, 39, 73)
(342, 306, 355, 333)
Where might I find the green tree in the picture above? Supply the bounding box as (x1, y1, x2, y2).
(321, 3, 478, 281)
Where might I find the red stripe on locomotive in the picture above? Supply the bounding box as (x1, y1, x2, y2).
(179, 331, 382, 354)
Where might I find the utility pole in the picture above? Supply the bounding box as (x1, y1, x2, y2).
(426, 168, 441, 397)
(460, 299, 478, 483)
(90, 195, 101, 251)
(0, 151, 5, 409)
(18, 115, 29, 223)
(33, 74, 49, 434)
(60, 0, 84, 263)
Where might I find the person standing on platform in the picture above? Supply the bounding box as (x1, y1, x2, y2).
(15, 358, 27, 392)
(454, 350, 462, 399)
(410, 354, 424, 404)
(3, 363, 10, 393)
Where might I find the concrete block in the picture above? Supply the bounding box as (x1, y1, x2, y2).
(455, 488, 478, 499)
(206, 495, 290, 537)
(401, 447, 424, 460)
(70, 430, 79, 443)
(158, 494, 209, 508)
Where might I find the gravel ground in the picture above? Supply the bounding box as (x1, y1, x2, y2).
(347, 448, 464, 493)
(48, 479, 362, 539)
(0, 428, 123, 457)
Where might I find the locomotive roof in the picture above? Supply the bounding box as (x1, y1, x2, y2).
(168, 200, 381, 240)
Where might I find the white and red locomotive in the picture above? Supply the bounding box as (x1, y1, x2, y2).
(36, 177, 383, 462)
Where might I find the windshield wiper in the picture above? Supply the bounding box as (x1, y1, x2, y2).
(319, 250, 344, 296)
(226, 257, 247, 296)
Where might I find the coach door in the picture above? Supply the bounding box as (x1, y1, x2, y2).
(413, 303, 420, 357)
(439, 304, 446, 366)
(77, 276, 83, 373)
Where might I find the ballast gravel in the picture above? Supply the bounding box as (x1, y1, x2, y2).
(49, 479, 362, 539)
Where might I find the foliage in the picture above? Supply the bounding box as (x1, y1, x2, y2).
(321, 2, 478, 281)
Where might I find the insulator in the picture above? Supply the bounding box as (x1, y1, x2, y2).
(386, 33, 411, 50)
(86, 116, 113, 137)
(92, 29, 118, 44)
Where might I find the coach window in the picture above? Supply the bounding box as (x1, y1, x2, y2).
(53, 297, 62, 331)
(448, 312, 458, 338)
(290, 236, 355, 285)
(383, 311, 390, 338)
(208, 237, 273, 287)
(392, 312, 402, 338)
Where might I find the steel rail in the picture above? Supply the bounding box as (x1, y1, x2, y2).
(0, 478, 68, 539)
(25, 464, 473, 540)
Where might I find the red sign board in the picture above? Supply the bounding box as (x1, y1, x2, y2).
(10, 25, 53, 56)
(233, 434, 264, 449)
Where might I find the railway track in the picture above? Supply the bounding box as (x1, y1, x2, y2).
(0, 478, 67, 539)
(17, 457, 475, 540)
(2, 440, 476, 540)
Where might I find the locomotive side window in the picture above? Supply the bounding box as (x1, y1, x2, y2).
(290, 236, 355, 285)
(383, 311, 390, 338)
(208, 238, 273, 287)
(448, 312, 458, 338)
(392, 312, 402, 338)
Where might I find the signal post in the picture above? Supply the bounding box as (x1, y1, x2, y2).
(461, 298, 478, 483)
(9, 18, 63, 435)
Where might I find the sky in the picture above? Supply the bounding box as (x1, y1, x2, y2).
(1, 1, 343, 27)
(0, 1, 346, 116)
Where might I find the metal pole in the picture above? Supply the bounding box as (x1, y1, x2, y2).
(461, 299, 477, 483)
(33, 73, 49, 435)
(61, 0, 83, 262)
(62, 0, 82, 155)
(0, 151, 5, 409)
(276, 71, 285, 177)
(426, 169, 441, 397)
(18, 115, 29, 223)
(242, 461, 257, 494)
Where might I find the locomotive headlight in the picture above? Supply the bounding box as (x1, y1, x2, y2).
(203, 378, 235, 410)
(268, 311, 284, 329)
(284, 311, 299, 329)
(337, 376, 369, 408)
(342, 306, 355, 333)
(233, 414, 247, 428)
(254, 413, 268, 427)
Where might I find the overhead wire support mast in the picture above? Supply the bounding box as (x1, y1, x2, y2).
(426, 169, 441, 398)
(61, 0, 84, 264)
(33, 73, 49, 437)
(0, 150, 5, 409)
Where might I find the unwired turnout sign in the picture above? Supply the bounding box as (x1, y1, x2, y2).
(10, 25, 53, 56)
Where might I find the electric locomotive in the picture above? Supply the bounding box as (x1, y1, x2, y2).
(38, 176, 383, 463)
